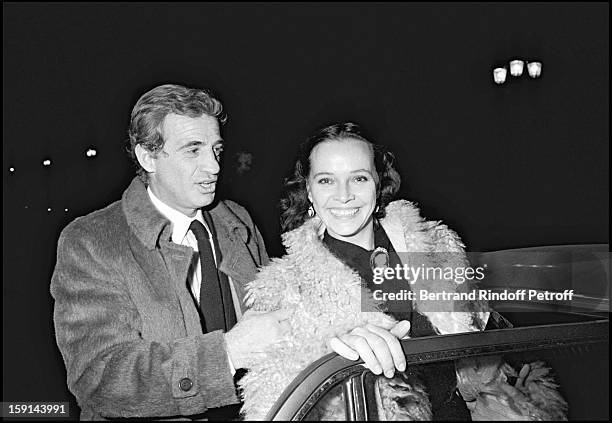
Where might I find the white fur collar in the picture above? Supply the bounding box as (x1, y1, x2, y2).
(381, 200, 489, 333)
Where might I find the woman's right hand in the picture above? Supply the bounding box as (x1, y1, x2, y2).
(328, 320, 411, 378)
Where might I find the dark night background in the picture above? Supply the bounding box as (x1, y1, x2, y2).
(3, 2, 609, 418)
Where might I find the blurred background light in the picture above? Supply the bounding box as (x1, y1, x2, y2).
(527, 61, 542, 78)
(509, 59, 525, 76)
(493, 67, 507, 84)
(42, 159, 52, 166)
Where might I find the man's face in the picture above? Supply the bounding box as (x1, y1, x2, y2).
(146, 113, 223, 217)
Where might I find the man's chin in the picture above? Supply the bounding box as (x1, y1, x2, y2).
(196, 192, 216, 208)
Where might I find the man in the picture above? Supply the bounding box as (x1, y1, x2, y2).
(51, 84, 408, 420)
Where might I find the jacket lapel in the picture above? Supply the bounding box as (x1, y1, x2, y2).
(209, 202, 260, 315)
(158, 238, 204, 335)
(122, 177, 204, 336)
(126, 227, 204, 338)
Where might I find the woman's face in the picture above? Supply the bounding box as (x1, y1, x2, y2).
(307, 138, 378, 249)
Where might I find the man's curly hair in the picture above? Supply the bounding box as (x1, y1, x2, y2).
(280, 122, 401, 233)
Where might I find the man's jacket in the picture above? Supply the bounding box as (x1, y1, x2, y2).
(50, 177, 269, 420)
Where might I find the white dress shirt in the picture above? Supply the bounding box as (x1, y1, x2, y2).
(147, 186, 217, 306)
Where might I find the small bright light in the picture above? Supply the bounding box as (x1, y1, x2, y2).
(64, 208, 69, 212)
(9, 167, 15, 172)
(527, 61, 542, 78)
(86, 148, 97, 157)
(509, 59, 524, 77)
(47, 207, 52, 212)
(43, 159, 52, 166)
(493, 67, 507, 84)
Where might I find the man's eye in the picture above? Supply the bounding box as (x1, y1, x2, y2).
(214, 146, 224, 155)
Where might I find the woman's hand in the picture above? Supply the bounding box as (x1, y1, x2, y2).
(328, 320, 411, 378)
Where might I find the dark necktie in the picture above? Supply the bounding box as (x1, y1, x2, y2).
(189, 216, 236, 332)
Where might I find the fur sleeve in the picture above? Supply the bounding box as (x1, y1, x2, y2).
(243, 256, 300, 312)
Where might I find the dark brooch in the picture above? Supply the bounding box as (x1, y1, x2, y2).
(370, 246, 389, 271)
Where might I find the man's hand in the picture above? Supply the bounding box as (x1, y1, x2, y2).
(225, 309, 291, 369)
(329, 320, 411, 378)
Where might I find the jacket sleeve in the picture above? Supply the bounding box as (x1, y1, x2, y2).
(50, 223, 239, 419)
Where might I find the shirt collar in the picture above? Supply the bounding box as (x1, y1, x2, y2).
(147, 186, 208, 244)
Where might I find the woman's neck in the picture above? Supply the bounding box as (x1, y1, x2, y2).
(326, 219, 375, 251)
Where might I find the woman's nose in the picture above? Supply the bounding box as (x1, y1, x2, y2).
(335, 182, 355, 202)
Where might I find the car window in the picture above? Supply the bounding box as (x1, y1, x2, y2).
(303, 383, 346, 421)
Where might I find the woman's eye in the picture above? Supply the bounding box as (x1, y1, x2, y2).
(354, 175, 369, 182)
(318, 178, 333, 184)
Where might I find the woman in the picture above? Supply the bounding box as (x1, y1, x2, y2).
(239, 122, 567, 420)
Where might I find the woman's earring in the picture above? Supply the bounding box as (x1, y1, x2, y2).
(375, 205, 380, 214)
(308, 205, 316, 217)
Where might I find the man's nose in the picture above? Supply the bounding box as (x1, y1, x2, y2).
(198, 150, 220, 174)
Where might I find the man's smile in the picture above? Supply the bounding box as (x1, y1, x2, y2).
(196, 180, 216, 193)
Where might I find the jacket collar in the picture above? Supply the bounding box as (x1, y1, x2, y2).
(209, 201, 249, 244)
(121, 177, 248, 250)
(122, 177, 171, 250)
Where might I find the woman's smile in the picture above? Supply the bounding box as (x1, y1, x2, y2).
(328, 207, 360, 217)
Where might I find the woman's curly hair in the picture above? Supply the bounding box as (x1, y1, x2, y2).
(280, 122, 401, 233)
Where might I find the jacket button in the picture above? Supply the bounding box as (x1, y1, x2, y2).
(179, 378, 193, 392)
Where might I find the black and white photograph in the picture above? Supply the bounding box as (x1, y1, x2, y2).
(3, 2, 609, 421)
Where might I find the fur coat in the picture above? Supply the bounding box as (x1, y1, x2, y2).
(239, 200, 567, 420)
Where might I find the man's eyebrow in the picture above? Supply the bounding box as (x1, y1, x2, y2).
(178, 139, 224, 150)
(178, 140, 203, 150)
